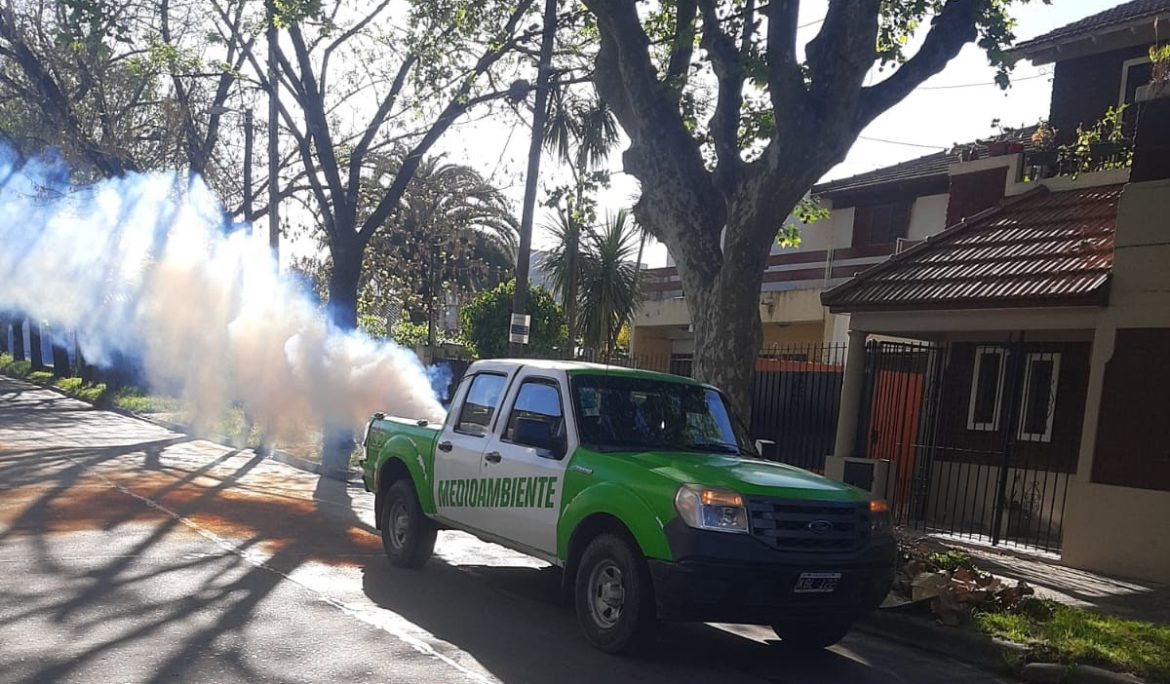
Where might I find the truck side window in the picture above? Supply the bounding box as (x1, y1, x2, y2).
(456, 373, 507, 436)
(505, 380, 564, 444)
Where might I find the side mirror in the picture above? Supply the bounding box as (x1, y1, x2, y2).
(514, 417, 566, 459)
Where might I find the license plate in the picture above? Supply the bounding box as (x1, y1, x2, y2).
(793, 572, 841, 594)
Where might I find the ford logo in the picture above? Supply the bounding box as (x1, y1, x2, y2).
(807, 520, 834, 534)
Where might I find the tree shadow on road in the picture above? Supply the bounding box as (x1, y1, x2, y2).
(0, 382, 397, 683)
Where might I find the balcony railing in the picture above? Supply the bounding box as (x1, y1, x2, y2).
(639, 244, 898, 300)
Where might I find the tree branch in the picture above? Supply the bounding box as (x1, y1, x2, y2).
(662, 0, 697, 99)
(345, 52, 417, 210)
(764, 0, 806, 120)
(286, 23, 345, 204)
(804, 0, 880, 104)
(857, 0, 980, 128)
(320, 0, 395, 95)
(356, 0, 537, 244)
(697, 0, 744, 189)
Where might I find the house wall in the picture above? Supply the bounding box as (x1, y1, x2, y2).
(945, 168, 1007, 226)
(761, 321, 825, 348)
(907, 194, 949, 240)
(932, 342, 1090, 474)
(1064, 174, 1170, 583)
(1048, 44, 1149, 144)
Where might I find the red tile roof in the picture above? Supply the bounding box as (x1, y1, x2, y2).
(1013, 0, 1170, 57)
(821, 185, 1123, 312)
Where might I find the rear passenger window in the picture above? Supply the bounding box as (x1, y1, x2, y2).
(457, 374, 507, 435)
(505, 381, 564, 442)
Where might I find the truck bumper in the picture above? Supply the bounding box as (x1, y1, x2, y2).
(648, 524, 896, 624)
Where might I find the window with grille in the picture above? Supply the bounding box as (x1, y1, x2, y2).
(967, 346, 1006, 432)
(1018, 353, 1061, 443)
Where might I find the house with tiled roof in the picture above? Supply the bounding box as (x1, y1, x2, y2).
(821, 0, 1170, 584)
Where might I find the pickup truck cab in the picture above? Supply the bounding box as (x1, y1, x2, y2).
(361, 359, 895, 652)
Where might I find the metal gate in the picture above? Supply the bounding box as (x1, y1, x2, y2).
(859, 339, 1084, 553)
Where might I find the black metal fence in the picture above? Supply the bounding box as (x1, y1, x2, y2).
(571, 344, 848, 473)
(859, 340, 1081, 553)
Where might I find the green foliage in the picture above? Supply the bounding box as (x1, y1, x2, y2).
(927, 549, 987, 577)
(28, 370, 55, 383)
(387, 320, 465, 349)
(779, 196, 829, 248)
(976, 602, 1170, 682)
(1060, 105, 1132, 175)
(0, 354, 32, 378)
(876, 1, 1047, 90)
(1150, 44, 1170, 84)
(111, 387, 183, 414)
(541, 209, 643, 356)
(459, 280, 567, 359)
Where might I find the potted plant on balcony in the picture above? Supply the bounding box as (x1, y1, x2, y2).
(1088, 104, 1130, 170)
(1137, 43, 1170, 101)
(1024, 120, 1058, 180)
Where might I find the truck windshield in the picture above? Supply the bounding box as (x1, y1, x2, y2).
(570, 374, 756, 456)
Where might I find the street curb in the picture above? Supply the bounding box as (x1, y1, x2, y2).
(1020, 663, 1149, 684)
(0, 373, 360, 483)
(857, 611, 1154, 684)
(854, 609, 1028, 676)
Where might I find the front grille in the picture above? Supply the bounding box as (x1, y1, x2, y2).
(747, 499, 866, 553)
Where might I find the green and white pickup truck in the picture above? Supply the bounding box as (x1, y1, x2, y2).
(360, 360, 895, 653)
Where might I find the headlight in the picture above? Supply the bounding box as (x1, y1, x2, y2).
(674, 485, 749, 534)
(869, 498, 892, 535)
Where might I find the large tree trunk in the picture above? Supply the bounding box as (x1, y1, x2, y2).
(686, 263, 765, 423)
(319, 237, 364, 478)
(327, 243, 362, 332)
(0, 315, 8, 355)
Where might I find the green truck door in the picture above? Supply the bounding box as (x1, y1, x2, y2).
(474, 371, 574, 556)
(434, 371, 509, 529)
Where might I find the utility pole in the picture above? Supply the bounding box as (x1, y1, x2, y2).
(509, 0, 557, 356)
(243, 108, 254, 223)
(266, 0, 281, 259)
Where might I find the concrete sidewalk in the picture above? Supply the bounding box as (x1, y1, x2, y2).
(934, 538, 1169, 625)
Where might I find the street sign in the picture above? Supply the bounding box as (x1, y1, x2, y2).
(509, 313, 531, 345)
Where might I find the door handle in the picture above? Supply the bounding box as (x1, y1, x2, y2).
(437, 441, 453, 452)
(484, 451, 502, 464)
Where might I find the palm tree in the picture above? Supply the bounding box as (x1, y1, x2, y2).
(362, 154, 517, 343)
(544, 210, 642, 359)
(542, 88, 620, 357)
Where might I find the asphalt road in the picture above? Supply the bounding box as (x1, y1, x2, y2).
(0, 376, 1013, 684)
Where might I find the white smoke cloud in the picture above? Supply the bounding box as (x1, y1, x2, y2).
(0, 148, 446, 442)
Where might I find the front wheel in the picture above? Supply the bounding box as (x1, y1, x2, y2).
(380, 480, 437, 569)
(771, 619, 853, 650)
(574, 533, 656, 653)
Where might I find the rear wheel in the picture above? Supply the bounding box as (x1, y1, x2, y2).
(771, 619, 853, 650)
(574, 533, 656, 653)
(380, 480, 437, 569)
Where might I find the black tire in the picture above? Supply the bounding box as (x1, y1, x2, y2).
(771, 619, 853, 650)
(574, 533, 656, 653)
(380, 480, 437, 569)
